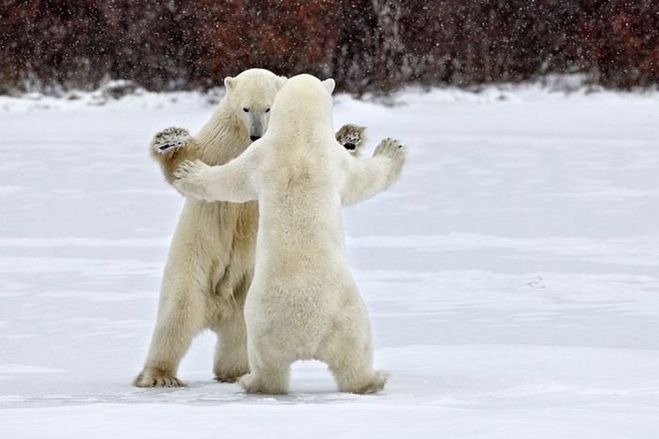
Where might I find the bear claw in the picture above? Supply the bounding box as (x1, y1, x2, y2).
(214, 375, 240, 383)
(374, 137, 404, 157)
(151, 127, 192, 155)
(336, 124, 367, 156)
(133, 369, 185, 388)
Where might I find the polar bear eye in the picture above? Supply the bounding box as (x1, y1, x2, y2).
(243, 108, 249, 113)
(265, 108, 270, 113)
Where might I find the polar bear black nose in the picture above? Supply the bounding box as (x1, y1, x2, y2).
(250, 135, 261, 141)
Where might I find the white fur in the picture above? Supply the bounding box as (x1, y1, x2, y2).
(134, 69, 285, 387)
(175, 74, 405, 394)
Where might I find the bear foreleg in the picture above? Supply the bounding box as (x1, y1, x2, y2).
(149, 127, 201, 186)
(341, 137, 406, 206)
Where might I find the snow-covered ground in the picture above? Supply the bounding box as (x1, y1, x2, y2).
(1, 85, 658, 438)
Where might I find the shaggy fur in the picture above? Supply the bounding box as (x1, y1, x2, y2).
(135, 69, 368, 387)
(174, 74, 405, 394)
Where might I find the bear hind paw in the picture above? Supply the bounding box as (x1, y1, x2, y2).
(133, 368, 185, 388)
(341, 370, 389, 394)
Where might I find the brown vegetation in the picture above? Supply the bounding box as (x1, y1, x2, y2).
(0, 0, 656, 94)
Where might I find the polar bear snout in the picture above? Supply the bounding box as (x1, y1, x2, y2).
(247, 112, 267, 142)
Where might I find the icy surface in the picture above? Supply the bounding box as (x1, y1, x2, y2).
(1, 87, 659, 438)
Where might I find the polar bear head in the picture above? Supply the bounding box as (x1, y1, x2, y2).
(224, 69, 287, 142)
(267, 74, 335, 134)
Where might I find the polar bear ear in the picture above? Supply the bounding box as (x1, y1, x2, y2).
(224, 76, 236, 92)
(277, 76, 288, 90)
(322, 78, 335, 95)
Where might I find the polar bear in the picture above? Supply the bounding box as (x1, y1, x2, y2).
(135, 68, 368, 387)
(173, 74, 406, 394)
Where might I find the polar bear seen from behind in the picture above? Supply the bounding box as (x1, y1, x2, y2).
(174, 74, 406, 394)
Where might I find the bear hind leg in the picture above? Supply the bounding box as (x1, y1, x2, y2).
(238, 334, 292, 394)
(213, 308, 249, 383)
(134, 273, 207, 387)
(239, 363, 290, 395)
(317, 323, 389, 394)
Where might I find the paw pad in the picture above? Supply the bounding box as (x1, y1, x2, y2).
(151, 127, 192, 154)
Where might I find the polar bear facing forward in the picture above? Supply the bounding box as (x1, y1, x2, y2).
(174, 74, 406, 394)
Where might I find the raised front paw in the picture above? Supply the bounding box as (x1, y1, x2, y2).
(336, 124, 367, 156)
(174, 159, 206, 181)
(173, 159, 209, 195)
(150, 127, 192, 155)
(374, 137, 404, 158)
(374, 137, 406, 182)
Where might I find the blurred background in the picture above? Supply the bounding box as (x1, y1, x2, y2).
(1, 0, 657, 95)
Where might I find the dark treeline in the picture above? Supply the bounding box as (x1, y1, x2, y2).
(0, 0, 656, 94)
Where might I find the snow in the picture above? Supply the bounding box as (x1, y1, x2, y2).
(1, 85, 659, 438)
